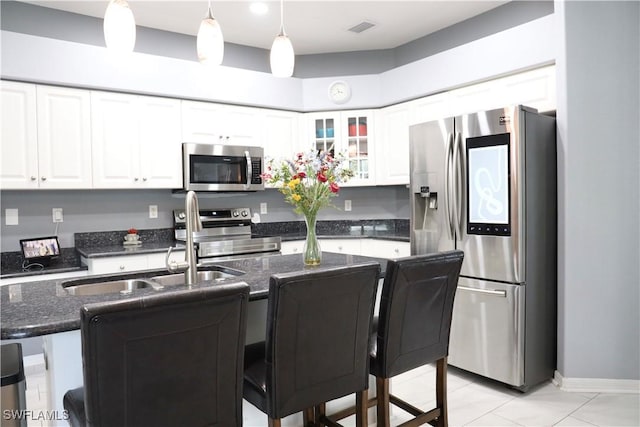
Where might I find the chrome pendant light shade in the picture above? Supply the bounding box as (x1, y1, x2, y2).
(197, 1, 224, 65)
(103, 0, 136, 53)
(270, 0, 294, 77)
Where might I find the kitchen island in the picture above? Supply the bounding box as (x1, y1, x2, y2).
(1, 251, 388, 425)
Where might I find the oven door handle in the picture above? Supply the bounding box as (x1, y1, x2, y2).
(245, 151, 252, 190)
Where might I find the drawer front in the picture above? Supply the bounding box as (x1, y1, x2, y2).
(87, 255, 149, 275)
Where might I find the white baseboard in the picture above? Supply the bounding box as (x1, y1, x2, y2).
(554, 370, 640, 394)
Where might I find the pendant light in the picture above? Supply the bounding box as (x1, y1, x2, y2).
(197, 0, 224, 65)
(103, 0, 136, 53)
(270, 0, 294, 77)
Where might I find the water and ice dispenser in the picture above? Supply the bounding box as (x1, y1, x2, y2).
(411, 173, 441, 254)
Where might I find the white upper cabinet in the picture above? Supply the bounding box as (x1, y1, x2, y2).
(408, 92, 454, 126)
(375, 105, 410, 185)
(1, 81, 38, 189)
(262, 109, 301, 161)
(36, 85, 92, 188)
(1, 82, 92, 189)
(181, 100, 263, 147)
(304, 110, 376, 186)
(448, 65, 556, 116)
(138, 96, 183, 188)
(92, 91, 182, 189)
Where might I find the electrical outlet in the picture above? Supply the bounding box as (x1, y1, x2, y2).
(260, 203, 268, 214)
(344, 200, 352, 211)
(5, 209, 18, 225)
(149, 205, 158, 219)
(52, 208, 63, 223)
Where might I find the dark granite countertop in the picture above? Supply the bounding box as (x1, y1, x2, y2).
(1, 248, 88, 279)
(1, 220, 407, 279)
(76, 241, 185, 259)
(1, 252, 388, 340)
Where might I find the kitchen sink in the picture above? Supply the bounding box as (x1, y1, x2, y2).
(63, 278, 160, 296)
(150, 266, 244, 287)
(62, 265, 245, 295)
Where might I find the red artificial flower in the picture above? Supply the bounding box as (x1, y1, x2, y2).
(128, 228, 138, 235)
(330, 182, 340, 193)
(317, 172, 328, 182)
(298, 171, 306, 178)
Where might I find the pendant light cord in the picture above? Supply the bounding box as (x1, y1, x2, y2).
(207, 0, 213, 20)
(279, 0, 286, 36)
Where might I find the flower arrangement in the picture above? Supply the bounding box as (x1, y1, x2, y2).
(262, 150, 354, 218)
(127, 228, 138, 235)
(262, 150, 354, 265)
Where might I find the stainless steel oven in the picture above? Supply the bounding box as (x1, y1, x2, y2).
(182, 143, 264, 192)
(173, 208, 280, 261)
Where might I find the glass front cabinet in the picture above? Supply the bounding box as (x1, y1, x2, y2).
(305, 110, 375, 186)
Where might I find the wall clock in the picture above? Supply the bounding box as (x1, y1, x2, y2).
(328, 81, 352, 104)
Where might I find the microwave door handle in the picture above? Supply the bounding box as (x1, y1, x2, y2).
(244, 151, 251, 190)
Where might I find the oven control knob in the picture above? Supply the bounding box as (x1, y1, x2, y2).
(232, 211, 239, 217)
(241, 210, 248, 217)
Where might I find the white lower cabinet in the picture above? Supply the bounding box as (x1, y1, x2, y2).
(318, 239, 362, 255)
(82, 251, 185, 275)
(280, 240, 305, 255)
(282, 238, 409, 259)
(361, 239, 410, 259)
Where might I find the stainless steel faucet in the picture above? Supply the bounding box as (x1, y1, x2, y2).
(166, 191, 202, 285)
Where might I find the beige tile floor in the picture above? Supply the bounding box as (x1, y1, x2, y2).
(23, 356, 639, 427)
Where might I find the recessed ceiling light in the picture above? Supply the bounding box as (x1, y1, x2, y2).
(250, 2, 269, 16)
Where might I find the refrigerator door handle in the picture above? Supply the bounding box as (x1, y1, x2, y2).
(444, 132, 455, 239)
(453, 132, 464, 238)
(457, 285, 508, 298)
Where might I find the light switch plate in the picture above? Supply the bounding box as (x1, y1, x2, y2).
(344, 200, 352, 211)
(260, 203, 268, 214)
(5, 209, 18, 225)
(149, 205, 158, 219)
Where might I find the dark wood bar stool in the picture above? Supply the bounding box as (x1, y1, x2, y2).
(329, 251, 464, 427)
(371, 251, 464, 427)
(243, 262, 380, 427)
(63, 283, 250, 427)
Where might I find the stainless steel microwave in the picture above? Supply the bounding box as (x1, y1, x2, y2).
(182, 143, 264, 192)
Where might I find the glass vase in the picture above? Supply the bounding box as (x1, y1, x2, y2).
(303, 213, 322, 265)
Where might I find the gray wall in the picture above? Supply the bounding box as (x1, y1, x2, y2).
(0, 186, 409, 252)
(0, 0, 552, 79)
(555, 1, 640, 380)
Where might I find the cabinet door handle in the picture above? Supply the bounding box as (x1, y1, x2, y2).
(143, 177, 147, 182)
(41, 176, 47, 181)
(31, 176, 37, 181)
(119, 265, 125, 271)
(134, 177, 139, 182)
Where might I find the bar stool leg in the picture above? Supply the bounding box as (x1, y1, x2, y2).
(356, 389, 368, 427)
(376, 377, 390, 427)
(435, 357, 448, 427)
(268, 418, 282, 427)
(304, 407, 316, 426)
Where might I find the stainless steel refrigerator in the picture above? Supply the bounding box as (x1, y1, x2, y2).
(409, 105, 556, 391)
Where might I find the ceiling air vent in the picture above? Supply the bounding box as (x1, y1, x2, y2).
(348, 21, 376, 34)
